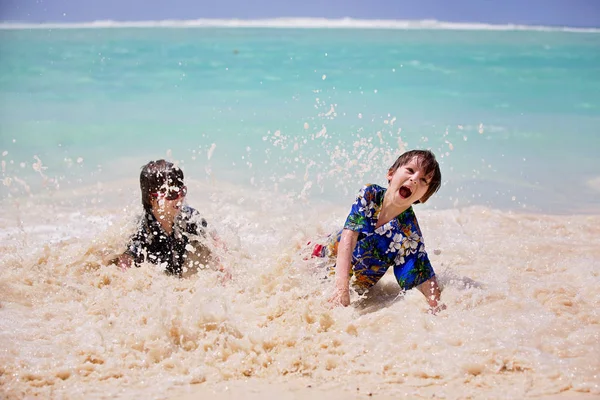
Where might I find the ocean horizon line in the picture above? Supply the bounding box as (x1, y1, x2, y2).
(0, 17, 599, 33)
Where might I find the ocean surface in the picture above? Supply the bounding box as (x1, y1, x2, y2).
(1, 21, 599, 399)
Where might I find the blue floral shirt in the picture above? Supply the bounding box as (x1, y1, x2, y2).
(325, 184, 435, 291)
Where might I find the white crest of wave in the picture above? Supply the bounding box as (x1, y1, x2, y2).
(0, 18, 599, 33)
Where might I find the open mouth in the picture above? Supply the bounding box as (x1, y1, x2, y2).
(399, 185, 412, 199)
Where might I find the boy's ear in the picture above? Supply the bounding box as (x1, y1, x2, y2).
(386, 169, 394, 183)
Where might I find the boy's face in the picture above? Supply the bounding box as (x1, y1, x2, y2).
(150, 184, 186, 221)
(386, 156, 432, 206)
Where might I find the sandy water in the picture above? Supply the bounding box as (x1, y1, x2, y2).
(1, 177, 599, 399)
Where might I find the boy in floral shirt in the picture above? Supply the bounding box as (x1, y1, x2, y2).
(312, 150, 444, 312)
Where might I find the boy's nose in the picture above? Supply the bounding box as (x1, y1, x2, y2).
(411, 172, 423, 181)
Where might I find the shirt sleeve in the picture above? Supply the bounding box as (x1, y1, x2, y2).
(343, 184, 379, 234)
(392, 215, 435, 290)
(182, 206, 208, 237)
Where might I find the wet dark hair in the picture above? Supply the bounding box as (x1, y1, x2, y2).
(388, 149, 442, 204)
(139, 159, 185, 213)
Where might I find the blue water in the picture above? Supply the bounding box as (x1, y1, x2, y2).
(1, 27, 599, 213)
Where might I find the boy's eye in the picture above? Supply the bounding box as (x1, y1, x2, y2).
(406, 167, 414, 173)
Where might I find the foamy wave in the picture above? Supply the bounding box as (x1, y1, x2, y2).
(0, 18, 598, 33)
(2, 194, 600, 399)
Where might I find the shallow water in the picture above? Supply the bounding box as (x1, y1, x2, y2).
(1, 25, 600, 214)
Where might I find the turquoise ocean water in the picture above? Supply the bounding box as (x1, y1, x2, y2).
(1, 25, 600, 212)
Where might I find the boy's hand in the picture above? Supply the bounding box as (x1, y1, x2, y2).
(328, 287, 350, 307)
(429, 303, 447, 315)
(329, 229, 357, 308)
(218, 265, 232, 284)
(117, 253, 134, 271)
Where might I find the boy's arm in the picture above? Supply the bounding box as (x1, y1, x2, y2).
(329, 229, 358, 307)
(189, 209, 231, 280)
(329, 185, 378, 306)
(117, 223, 147, 271)
(208, 229, 232, 281)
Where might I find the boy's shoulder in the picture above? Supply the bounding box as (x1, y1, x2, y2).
(180, 204, 198, 217)
(359, 183, 385, 194)
(365, 183, 384, 190)
(398, 206, 419, 226)
(179, 205, 208, 228)
(357, 184, 386, 201)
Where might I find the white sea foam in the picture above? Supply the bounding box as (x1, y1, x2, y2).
(1, 180, 599, 399)
(0, 18, 598, 33)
